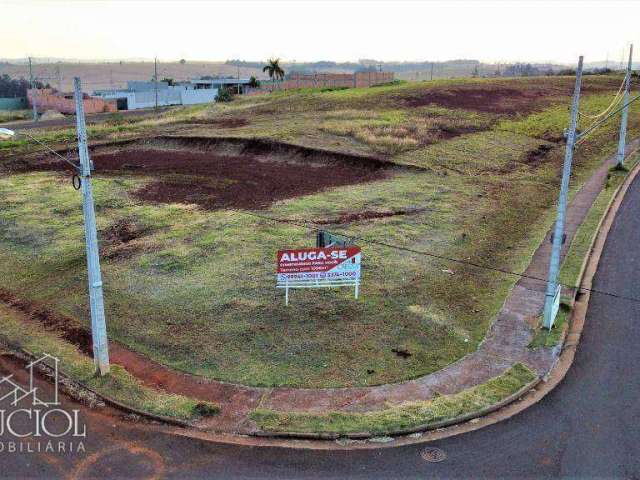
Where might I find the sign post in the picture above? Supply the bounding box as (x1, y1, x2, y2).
(276, 247, 361, 305)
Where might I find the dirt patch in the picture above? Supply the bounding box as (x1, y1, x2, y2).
(86, 141, 393, 210)
(391, 348, 412, 359)
(525, 144, 555, 167)
(182, 117, 250, 128)
(400, 86, 562, 114)
(100, 218, 155, 260)
(11, 137, 405, 211)
(0, 288, 93, 356)
(102, 218, 147, 244)
(316, 207, 427, 225)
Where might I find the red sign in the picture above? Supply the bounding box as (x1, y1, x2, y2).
(277, 247, 361, 274)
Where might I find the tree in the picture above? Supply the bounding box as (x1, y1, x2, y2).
(180, 59, 186, 65)
(262, 58, 285, 91)
(248, 76, 260, 88)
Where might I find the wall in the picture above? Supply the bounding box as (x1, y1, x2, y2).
(0, 97, 28, 110)
(95, 85, 217, 109)
(263, 71, 395, 91)
(180, 88, 218, 105)
(27, 89, 116, 114)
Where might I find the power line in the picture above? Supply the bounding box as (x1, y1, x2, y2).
(236, 208, 640, 306)
(576, 92, 640, 146)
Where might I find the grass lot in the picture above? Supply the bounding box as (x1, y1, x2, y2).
(0, 109, 31, 123)
(0, 304, 218, 420)
(0, 76, 638, 388)
(250, 363, 536, 435)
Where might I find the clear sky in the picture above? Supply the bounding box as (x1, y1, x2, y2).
(4, 0, 640, 65)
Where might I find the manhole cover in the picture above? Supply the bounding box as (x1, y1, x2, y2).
(420, 447, 447, 463)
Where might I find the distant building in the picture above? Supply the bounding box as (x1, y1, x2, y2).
(27, 88, 117, 115)
(93, 78, 252, 110)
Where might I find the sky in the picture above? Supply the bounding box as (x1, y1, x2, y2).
(3, 0, 640, 65)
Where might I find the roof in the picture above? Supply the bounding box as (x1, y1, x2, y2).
(191, 78, 253, 85)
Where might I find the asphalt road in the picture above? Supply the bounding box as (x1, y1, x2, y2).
(2, 177, 640, 479)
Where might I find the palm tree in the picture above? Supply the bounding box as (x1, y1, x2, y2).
(263, 58, 285, 91)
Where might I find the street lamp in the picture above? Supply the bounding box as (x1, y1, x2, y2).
(0, 79, 111, 376)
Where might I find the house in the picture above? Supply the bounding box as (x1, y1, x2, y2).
(93, 78, 252, 111)
(27, 88, 117, 114)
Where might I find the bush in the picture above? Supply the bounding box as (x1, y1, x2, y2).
(216, 86, 233, 102)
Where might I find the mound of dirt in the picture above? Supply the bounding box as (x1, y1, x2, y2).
(90, 148, 390, 210)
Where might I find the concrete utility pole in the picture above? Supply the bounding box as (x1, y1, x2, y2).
(73, 77, 110, 375)
(543, 56, 584, 330)
(616, 44, 633, 167)
(28, 57, 37, 122)
(430, 62, 434, 81)
(154, 57, 159, 110)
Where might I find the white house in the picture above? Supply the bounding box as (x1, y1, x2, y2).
(93, 77, 253, 111)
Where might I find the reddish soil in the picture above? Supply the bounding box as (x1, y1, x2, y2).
(400, 86, 565, 114)
(0, 288, 93, 355)
(0, 289, 263, 430)
(525, 144, 555, 166)
(316, 207, 427, 224)
(90, 148, 390, 210)
(100, 218, 155, 260)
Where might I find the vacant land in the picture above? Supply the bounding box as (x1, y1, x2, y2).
(0, 76, 637, 388)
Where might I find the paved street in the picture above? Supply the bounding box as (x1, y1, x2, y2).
(2, 175, 640, 479)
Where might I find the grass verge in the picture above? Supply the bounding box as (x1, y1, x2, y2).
(250, 363, 536, 435)
(0, 303, 218, 421)
(528, 305, 569, 349)
(559, 156, 638, 287)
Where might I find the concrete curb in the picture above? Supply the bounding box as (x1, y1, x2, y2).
(0, 340, 197, 429)
(251, 377, 543, 440)
(1, 152, 637, 450)
(244, 157, 640, 442)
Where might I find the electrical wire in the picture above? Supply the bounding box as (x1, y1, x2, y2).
(576, 92, 640, 146)
(235, 209, 640, 306)
(578, 75, 626, 120)
(14, 130, 80, 171)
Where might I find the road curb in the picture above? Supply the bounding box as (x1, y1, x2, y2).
(250, 377, 543, 440)
(1, 153, 637, 451)
(0, 341, 197, 429)
(167, 155, 640, 449)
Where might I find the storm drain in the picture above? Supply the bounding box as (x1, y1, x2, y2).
(420, 447, 447, 463)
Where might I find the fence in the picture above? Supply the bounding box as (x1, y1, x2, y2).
(256, 71, 395, 92)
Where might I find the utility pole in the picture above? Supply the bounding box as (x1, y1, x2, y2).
(616, 44, 633, 167)
(154, 57, 159, 110)
(28, 57, 38, 122)
(73, 77, 110, 375)
(237, 65, 240, 95)
(430, 62, 434, 81)
(543, 56, 584, 330)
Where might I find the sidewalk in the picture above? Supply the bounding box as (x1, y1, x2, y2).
(95, 139, 639, 435)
